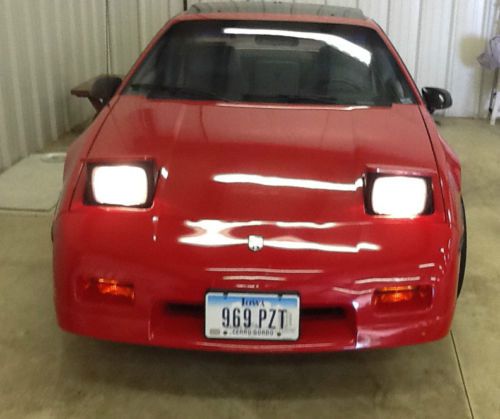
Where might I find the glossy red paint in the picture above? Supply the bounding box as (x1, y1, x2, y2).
(53, 10, 463, 352)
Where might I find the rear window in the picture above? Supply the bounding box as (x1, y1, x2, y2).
(125, 20, 417, 106)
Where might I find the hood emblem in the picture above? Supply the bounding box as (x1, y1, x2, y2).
(248, 235, 264, 252)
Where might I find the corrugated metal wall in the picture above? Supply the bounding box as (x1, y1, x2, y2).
(0, 0, 497, 172)
(0, 0, 182, 172)
(0, 0, 107, 171)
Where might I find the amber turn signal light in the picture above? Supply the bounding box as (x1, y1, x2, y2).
(372, 285, 432, 311)
(84, 278, 135, 303)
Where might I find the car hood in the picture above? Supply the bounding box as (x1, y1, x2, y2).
(89, 95, 437, 222)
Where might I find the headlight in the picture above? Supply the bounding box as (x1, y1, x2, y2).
(89, 164, 151, 207)
(370, 175, 431, 217)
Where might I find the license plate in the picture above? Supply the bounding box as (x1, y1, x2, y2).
(205, 292, 300, 341)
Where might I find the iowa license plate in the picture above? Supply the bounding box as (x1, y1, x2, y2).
(205, 292, 300, 341)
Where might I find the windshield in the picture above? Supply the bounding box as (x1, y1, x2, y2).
(125, 20, 417, 106)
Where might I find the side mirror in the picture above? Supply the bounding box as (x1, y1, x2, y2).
(89, 75, 122, 111)
(422, 87, 453, 114)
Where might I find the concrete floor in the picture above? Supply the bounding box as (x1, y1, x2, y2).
(0, 118, 498, 419)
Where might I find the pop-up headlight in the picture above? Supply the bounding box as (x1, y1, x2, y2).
(369, 175, 431, 218)
(88, 164, 153, 207)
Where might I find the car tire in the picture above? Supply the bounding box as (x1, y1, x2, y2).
(457, 198, 467, 297)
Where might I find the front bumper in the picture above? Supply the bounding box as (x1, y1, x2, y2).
(53, 210, 459, 353)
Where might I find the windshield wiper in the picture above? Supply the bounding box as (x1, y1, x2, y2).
(129, 83, 227, 101)
(267, 94, 394, 107)
(243, 93, 340, 105)
(278, 94, 341, 104)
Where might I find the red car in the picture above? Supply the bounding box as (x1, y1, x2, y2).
(53, 2, 466, 353)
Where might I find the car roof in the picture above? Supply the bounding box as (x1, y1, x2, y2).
(186, 1, 367, 21)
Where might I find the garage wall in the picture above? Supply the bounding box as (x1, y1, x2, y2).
(0, 0, 107, 171)
(0, 0, 183, 172)
(0, 0, 497, 172)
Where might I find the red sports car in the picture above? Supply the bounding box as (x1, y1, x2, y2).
(53, 2, 466, 352)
